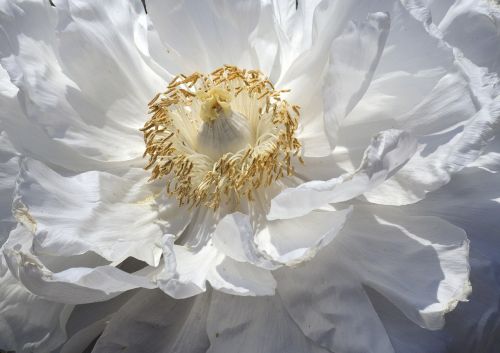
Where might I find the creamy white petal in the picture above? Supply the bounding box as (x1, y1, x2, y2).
(323, 12, 390, 148)
(278, 1, 371, 158)
(269, 129, 417, 220)
(338, 207, 471, 330)
(147, 0, 267, 73)
(275, 248, 396, 353)
(277, 0, 367, 87)
(365, 60, 499, 205)
(255, 207, 352, 265)
(14, 159, 185, 266)
(212, 212, 280, 270)
(275, 206, 470, 352)
(206, 291, 330, 353)
(0, 0, 158, 169)
(0, 255, 71, 353)
(3, 225, 155, 304)
(336, 1, 500, 205)
(333, 0, 458, 168)
(159, 235, 275, 299)
(92, 289, 210, 353)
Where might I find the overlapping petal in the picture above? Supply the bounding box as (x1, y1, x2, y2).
(275, 205, 470, 353)
(206, 291, 330, 353)
(0, 0, 160, 169)
(14, 158, 182, 266)
(91, 289, 211, 353)
(0, 0, 498, 352)
(2, 225, 156, 304)
(269, 129, 417, 220)
(0, 252, 70, 353)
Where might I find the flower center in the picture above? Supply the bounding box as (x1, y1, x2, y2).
(142, 65, 302, 209)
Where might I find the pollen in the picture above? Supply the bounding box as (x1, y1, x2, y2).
(141, 65, 302, 210)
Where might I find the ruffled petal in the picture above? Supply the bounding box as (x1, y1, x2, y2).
(269, 129, 417, 220)
(14, 159, 187, 266)
(206, 291, 330, 353)
(159, 235, 276, 299)
(337, 206, 471, 330)
(323, 12, 390, 148)
(365, 59, 500, 205)
(0, 0, 158, 169)
(0, 255, 70, 353)
(276, 258, 395, 353)
(255, 207, 352, 265)
(278, 1, 370, 158)
(405, 166, 500, 270)
(275, 205, 470, 352)
(92, 289, 211, 353)
(3, 225, 155, 304)
(438, 0, 500, 74)
(212, 212, 280, 270)
(147, 0, 269, 73)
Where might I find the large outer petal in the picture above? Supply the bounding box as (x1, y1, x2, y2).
(2, 225, 156, 305)
(323, 12, 390, 149)
(275, 205, 470, 353)
(0, 254, 71, 353)
(0, 0, 161, 170)
(436, 0, 500, 75)
(14, 158, 182, 266)
(91, 289, 211, 353)
(206, 291, 330, 353)
(269, 129, 417, 220)
(146, 0, 273, 74)
(336, 0, 500, 205)
(159, 234, 276, 299)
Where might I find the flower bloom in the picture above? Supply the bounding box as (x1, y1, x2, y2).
(1, 0, 499, 352)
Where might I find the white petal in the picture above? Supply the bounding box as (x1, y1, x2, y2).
(159, 234, 275, 299)
(256, 207, 352, 265)
(365, 61, 499, 205)
(60, 291, 136, 353)
(15, 159, 185, 266)
(207, 256, 276, 296)
(0, 255, 70, 353)
(274, 206, 470, 352)
(269, 129, 417, 220)
(276, 257, 395, 353)
(338, 207, 471, 330)
(438, 0, 500, 74)
(0, 0, 158, 169)
(92, 289, 211, 353)
(212, 212, 280, 270)
(147, 0, 266, 72)
(206, 291, 330, 353)
(405, 166, 500, 266)
(3, 225, 155, 304)
(323, 12, 390, 148)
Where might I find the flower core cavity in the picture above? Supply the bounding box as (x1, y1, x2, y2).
(142, 65, 302, 209)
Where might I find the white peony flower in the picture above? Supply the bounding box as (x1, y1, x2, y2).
(0, 0, 499, 352)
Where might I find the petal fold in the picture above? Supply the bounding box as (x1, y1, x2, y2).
(269, 129, 417, 220)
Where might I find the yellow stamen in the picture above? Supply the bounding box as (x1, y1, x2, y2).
(141, 66, 302, 210)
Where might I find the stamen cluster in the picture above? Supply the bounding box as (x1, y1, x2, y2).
(142, 65, 302, 209)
